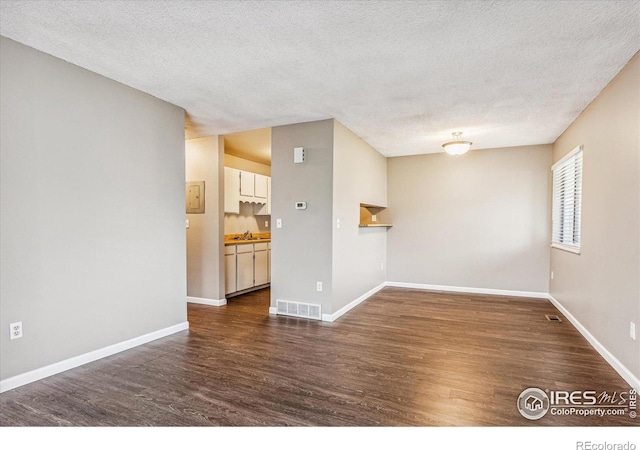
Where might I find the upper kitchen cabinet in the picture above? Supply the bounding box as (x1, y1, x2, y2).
(225, 168, 271, 214)
(254, 177, 271, 216)
(254, 174, 268, 199)
(240, 171, 255, 199)
(239, 170, 267, 204)
(224, 167, 240, 214)
(267, 177, 271, 214)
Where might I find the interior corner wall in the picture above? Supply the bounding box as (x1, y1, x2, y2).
(270, 120, 334, 313)
(387, 145, 552, 293)
(332, 120, 387, 313)
(0, 37, 187, 380)
(186, 136, 225, 301)
(550, 52, 640, 381)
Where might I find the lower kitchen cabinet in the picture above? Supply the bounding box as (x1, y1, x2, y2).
(225, 242, 271, 296)
(267, 242, 271, 280)
(224, 245, 236, 295)
(236, 244, 254, 291)
(254, 243, 268, 286)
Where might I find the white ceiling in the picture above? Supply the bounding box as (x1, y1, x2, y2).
(1, 1, 638, 156)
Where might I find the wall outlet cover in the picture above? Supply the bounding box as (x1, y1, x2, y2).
(10, 321, 23, 340)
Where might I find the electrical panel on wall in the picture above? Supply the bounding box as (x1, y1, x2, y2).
(186, 181, 205, 214)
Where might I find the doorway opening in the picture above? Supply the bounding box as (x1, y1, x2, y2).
(222, 127, 272, 308)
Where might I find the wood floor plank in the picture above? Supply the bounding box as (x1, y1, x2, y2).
(0, 287, 636, 426)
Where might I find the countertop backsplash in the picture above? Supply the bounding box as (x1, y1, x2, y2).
(224, 202, 271, 234)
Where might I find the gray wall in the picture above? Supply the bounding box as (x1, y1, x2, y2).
(550, 53, 640, 379)
(186, 136, 225, 301)
(387, 145, 552, 293)
(0, 37, 187, 380)
(332, 120, 387, 313)
(270, 120, 334, 312)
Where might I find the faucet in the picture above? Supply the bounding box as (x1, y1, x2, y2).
(242, 230, 252, 240)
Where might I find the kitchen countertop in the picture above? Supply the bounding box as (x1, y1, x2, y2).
(224, 238, 271, 245)
(224, 233, 271, 245)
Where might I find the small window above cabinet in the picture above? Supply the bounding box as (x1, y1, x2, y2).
(359, 203, 392, 228)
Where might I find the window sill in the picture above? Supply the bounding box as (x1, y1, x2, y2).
(551, 243, 581, 255)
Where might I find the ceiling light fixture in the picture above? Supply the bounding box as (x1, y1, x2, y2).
(442, 131, 472, 156)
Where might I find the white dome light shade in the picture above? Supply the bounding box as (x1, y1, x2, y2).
(442, 131, 472, 156)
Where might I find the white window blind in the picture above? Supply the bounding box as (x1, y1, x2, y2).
(552, 145, 583, 254)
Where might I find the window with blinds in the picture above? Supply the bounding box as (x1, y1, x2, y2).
(551, 145, 583, 254)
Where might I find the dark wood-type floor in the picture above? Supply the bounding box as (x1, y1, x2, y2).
(0, 287, 636, 426)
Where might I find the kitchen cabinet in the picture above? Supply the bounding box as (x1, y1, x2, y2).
(240, 171, 255, 198)
(267, 242, 271, 280)
(254, 174, 268, 199)
(267, 178, 271, 214)
(227, 168, 270, 213)
(254, 243, 269, 286)
(254, 177, 269, 215)
(225, 242, 271, 296)
(224, 167, 240, 214)
(236, 244, 254, 291)
(224, 245, 236, 295)
(253, 175, 271, 216)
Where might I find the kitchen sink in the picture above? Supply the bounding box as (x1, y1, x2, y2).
(232, 237, 268, 241)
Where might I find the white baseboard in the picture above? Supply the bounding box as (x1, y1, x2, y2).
(267, 283, 386, 323)
(548, 294, 640, 391)
(187, 296, 227, 307)
(321, 282, 386, 322)
(385, 281, 549, 299)
(0, 321, 189, 393)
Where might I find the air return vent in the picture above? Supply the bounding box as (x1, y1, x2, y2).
(276, 300, 322, 321)
(545, 314, 563, 322)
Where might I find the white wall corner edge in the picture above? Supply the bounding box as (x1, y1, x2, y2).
(547, 294, 640, 392)
(321, 282, 387, 322)
(268, 306, 277, 315)
(187, 296, 227, 307)
(384, 281, 549, 299)
(0, 321, 189, 393)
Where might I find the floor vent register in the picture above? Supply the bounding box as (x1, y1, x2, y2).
(276, 299, 322, 321)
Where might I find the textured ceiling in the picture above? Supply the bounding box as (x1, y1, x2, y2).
(1, 1, 639, 156)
